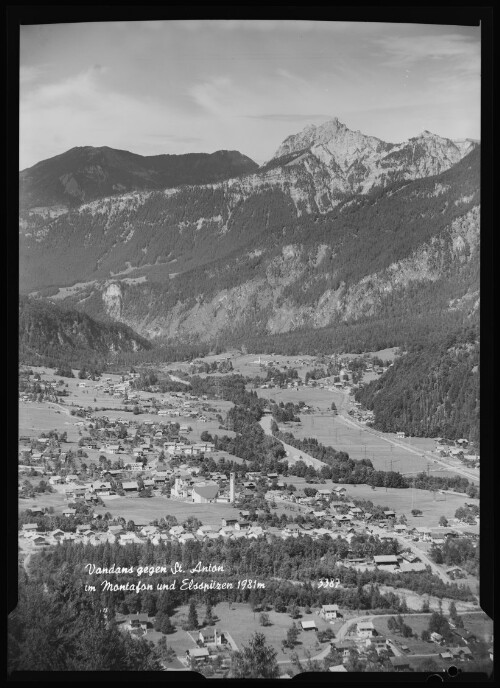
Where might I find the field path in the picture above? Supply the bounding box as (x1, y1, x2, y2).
(259, 415, 326, 469)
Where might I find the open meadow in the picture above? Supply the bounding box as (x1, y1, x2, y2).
(283, 413, 435, 474)
(18, 491, 67, 513)
(93, 495, 242, 526)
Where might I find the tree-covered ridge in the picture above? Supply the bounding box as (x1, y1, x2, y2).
(19, 295, 152, 369)
(19, 145, 259, 210)
(355, 326, 479, 443)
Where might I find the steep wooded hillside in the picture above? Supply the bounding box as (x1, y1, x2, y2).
(354, 326, 479, 443)
(19, 296, 152, 368)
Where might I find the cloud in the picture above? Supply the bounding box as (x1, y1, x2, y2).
(375, 33, 480, 75)
(20, 68, 191, 167)
(188, 76, 233, 116)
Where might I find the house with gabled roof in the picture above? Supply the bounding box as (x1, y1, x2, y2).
(22, 523, 38, 534)
(301, 620, 317, 631)
(198, 627, 227, 646)
(357, 621, 375, 638)
(319, 604, 341, 620)
(187, 647, 209, 662)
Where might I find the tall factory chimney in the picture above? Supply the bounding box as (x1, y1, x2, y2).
(229, 473, 235, 503)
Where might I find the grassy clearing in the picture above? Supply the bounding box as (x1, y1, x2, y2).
(18, 491, 67, 513)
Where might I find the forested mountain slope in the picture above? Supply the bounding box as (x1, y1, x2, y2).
(354, 326, 480, 443)
(19, 146, 258, 210)
(19, 296, 152, 368)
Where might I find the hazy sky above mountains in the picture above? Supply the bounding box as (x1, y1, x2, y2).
(20, 20, 481, 169)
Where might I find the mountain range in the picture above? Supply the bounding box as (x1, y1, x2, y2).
(19, 118, 479, 351)
(19, 147, 258, 211)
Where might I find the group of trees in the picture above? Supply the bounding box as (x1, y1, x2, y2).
(269, 400, 301, 423)
(8, 574, 163, 672)
(23, 529, 474, 613)
(430, 537, 479, 576)
(387, 614, 414, 638)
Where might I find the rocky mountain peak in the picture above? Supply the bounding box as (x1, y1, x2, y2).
(271, 117, 352, 159)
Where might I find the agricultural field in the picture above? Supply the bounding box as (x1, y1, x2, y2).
(285, 413, 434, 474)
(19, 403, 82, 443)
(18, 491, 67, 513)
(93, 495, 242, 526)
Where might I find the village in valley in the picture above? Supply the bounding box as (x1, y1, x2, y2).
(17, 351, 490, 676)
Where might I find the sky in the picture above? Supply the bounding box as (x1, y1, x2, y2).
(19, 20, 481, 170)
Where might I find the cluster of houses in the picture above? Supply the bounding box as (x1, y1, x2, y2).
(434, 438, 478, 465)
(19, 513, 300, 549)
(347, 406, 375, 423)
(324, 617, 478, 672)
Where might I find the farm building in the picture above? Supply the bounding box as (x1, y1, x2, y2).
(373, 554, 399, 568)
(300, 620, 317, 631)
